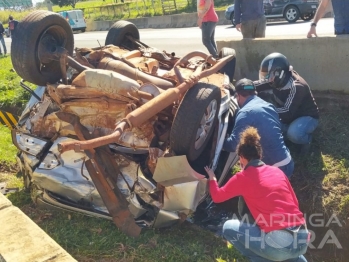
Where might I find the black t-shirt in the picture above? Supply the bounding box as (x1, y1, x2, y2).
(254, 71, 319, 124)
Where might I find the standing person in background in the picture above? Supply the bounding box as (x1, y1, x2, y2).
(234, 0, 266, 38)
(8, 15, 19, 38)
(0, 21, 6, 56)
(197, 0, 219, 58)
(307, 0, 349, 37)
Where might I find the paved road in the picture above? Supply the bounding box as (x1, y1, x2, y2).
(2, 18, 335, 57)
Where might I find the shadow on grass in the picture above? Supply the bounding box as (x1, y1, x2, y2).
(289, 92, 349, 262)
(6, 187, 245, 261)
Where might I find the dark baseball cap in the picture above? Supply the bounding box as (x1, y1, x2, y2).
(235, 78, 256, 93)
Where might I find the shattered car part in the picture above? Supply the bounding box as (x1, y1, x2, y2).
(11, 11, 239, 237)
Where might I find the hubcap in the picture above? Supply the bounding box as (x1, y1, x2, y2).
(195, 100, 217, 149)
(286, 8, 297, 20)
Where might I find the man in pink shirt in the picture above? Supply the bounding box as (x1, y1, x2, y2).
(197, 0, 219, 57)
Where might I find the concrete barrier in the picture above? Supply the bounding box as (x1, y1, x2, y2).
(86, 10, 231, 31)
(127, 17, 149, 29)
(0, 193, 77, 262)
(85, 8, 335, 32)
(217, 35, 349, 93)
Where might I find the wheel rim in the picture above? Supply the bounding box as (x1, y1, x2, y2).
(37, 25, 69, 71)
(286, 8, 297, 20)
(195, 100, 217, 149)
(120, 33, 137, 50)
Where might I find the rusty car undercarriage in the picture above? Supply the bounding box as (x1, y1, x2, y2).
(11, 11, 239, 237)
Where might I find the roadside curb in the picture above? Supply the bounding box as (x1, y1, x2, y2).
(0, 193, 77, 262)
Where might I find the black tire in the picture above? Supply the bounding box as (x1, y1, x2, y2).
(219, 47, 235, 58)
(105, 20, 140, 50)
(11, 11, 74, 86)
(284, 5, 300, 23)
(170, 83, 221, 162)
(81, 28, 86, 33)
(230, 11, 235, 27)
(301, 13, 314, 21)
(218, 47, 236, 84)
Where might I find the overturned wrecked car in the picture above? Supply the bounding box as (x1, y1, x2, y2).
(11, 11, 239, 237)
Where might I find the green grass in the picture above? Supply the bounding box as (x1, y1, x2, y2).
(0, 56, 33, 110)
(30, 211, 243, 261)
(0, 10, 33, 25)
(5, 191, 245, 261)
(1, 0, 231, 24)
(53, 0, 117, 11)
(0, 125, 17, 167)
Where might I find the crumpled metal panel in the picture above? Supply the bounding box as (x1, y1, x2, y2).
(18, 86, 46, 127)
(22, 152, 40, 169)
(152, 209, 180, 228)
(30, 112, 74, 139)
(77, 46, 131, 67)
(115, 157, 160, 207)
(127, 57, 159, 73)
(61, 99, 127, 127)
(162, 180, 207, 213)
(27, 95, 155, 147)
(128, 194, 147, 219)
(72, 69, 140, 99)
(153, 155, 208, 213)
(161, 66, 226, 88)
(13, 131, 49, 156)
(32, 137, 160, 215)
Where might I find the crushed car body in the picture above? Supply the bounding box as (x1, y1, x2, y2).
(10, 11, 239, 237)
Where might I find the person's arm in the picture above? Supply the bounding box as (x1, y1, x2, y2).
(223, 110, 251, 152)
(275, 84, 305, 123)
(197, 0, 212, 28)
(208, 170, 244, 203)
(307, 0, 330, 38)
(254, 79, 274, 93)
(234, 0, 242, 32)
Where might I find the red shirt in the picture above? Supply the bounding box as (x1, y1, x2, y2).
(198, 0, 219, 22)
(209, 164, 305, 232)
(203, 1, 218, 22)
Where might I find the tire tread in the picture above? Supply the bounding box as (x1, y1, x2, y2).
(170, 83, 221, 161)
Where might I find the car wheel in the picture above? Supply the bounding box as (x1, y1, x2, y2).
(284, 5, 300, 23)
(301, 13, 314, 21)
(230, 11, 235, 27)
(170, 83, 221, 162)
(81, 28, 86, 33)
(105, 20, 140, 50)
(218, 47, 236, 83)
(11, 11, 74, 86)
